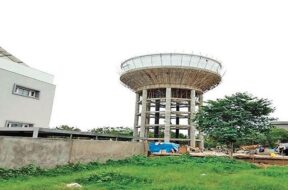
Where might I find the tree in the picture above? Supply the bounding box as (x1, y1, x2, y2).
(193, 92, 275, 158)
(266, 128, 288, 146)
(56, 125, 81, 132)
(89, 126, 133, 136)
(233, 128, 288, 148)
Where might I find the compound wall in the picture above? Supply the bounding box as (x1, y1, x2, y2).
(0, 137, 146, 168)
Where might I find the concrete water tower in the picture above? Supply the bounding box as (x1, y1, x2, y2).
(120, 53, 222, 148)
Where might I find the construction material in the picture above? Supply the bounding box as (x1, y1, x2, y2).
(149, 142, 179, 154)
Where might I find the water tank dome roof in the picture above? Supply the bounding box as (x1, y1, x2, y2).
(120, 53, 223, 92)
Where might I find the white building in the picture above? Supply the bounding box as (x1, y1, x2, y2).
(0, 47, 55, 128)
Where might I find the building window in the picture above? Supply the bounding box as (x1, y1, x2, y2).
(6, 121, 34, 128)
(13, 85, 40, 99)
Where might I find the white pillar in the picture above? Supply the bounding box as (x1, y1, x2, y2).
(32, 127, 39, 138)
(190, 90, 196, 147)
(145, 102, 151, 138)
(133, 93, 140, 141)
(164, 88, 171, 142)
(199, 94, 204, 151)
(140, 89, 147, 141)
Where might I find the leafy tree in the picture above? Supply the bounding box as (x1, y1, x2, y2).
(89, 126, 133, 136)
(204, 136, 221, 149)
(56, 125, 81, 132)
(234, 132, 268, 147)
(235, 128, 288, 147)
(266, 128, 288, 146)
(194, 92, 275, 158)
(89, 127, 188, 142)
(147, 131, 187, 139)
(146, 130, 187, 144)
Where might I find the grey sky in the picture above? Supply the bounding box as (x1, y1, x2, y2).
(1, 0, 287, 130)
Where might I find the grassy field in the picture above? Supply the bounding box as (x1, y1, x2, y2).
(1, 155, 288, 190)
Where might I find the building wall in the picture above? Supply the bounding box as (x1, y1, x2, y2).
(272, 121, 288, 130)
(277, 125, 288, 130)
(0, 68, 55, 128)
(0, 137, 146, 168)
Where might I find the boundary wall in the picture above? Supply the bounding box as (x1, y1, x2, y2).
(0, 137, 146, 168)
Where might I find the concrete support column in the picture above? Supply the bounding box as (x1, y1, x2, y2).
(190, 90, 196, 147)
(175, 103, 180, 139)
(145, 102, 151, 138)
(154, 99, 160, 138)
(164, 88, 171, 142)
(133, 93, 140, 141)
(140, 89, 147, 141)
(199, 94, 204, 150)
(187, 101, 191, 140)
(32, 127, 39, 138)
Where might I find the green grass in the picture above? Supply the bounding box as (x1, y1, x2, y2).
(1, 155, 288, 190)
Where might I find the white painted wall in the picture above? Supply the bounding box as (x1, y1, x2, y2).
(0, 61, 55, 128)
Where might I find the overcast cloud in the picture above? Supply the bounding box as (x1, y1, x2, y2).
(0, 0, 287, 130)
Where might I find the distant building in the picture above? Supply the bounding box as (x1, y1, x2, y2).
(0, 47, 55, 128)
(272, 121, 288, 130)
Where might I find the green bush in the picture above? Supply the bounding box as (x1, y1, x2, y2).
(76, 172, 151, 185)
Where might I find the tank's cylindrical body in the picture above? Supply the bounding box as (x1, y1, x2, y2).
(120, 53, 222, 148)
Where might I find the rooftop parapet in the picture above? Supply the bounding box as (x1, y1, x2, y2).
(0, 47, 54, 84)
